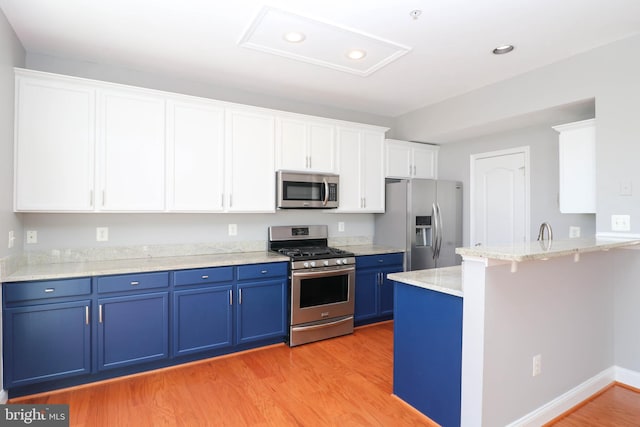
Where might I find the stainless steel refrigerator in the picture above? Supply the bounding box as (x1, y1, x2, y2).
(374, 179, 462, 271)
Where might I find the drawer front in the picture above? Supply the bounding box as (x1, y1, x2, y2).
(173, 266, 234, 287)
(4, 278, 91, 304)
(237, 262, 287, 281)
(356, 253, 404, 269)
(97, 272, 169, 294)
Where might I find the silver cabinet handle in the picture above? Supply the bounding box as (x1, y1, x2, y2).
(201, 275, 209, 279)
(44, 288, 55, 293)
(238, 289, 242, 305)
(102, 190, 106, 207)
(229, 194, 233, 208)
(90, 190, 93, 207)
(99, 304, 103, 323)
(413, 165, 417, 175)
(85, 306, 90, 325)
(261, 270, 268, 274)
(229, 289, 233, 305)
(130, 281, 139, 286)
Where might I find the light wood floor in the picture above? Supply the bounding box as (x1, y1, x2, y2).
(546, 383, 640, 427)
(10, 322, 437, 426)
(10, 321, 640, 426)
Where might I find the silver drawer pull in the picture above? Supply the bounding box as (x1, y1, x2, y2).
(130, 281, 139, 286)
(44, 288, 55, 293)
(201, 275, 209, 279)
(261, 270, 268, 274)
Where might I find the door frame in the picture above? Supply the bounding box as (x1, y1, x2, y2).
(469, 146, 531, 246)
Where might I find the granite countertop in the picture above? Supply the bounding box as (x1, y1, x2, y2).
(3, 244, 403, 283)
(388, 265, 463, 298)
(4, 252, 289, 283)
(455, 237, 640, 262)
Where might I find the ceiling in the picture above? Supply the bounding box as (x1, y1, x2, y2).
(1, 0, 639, 118)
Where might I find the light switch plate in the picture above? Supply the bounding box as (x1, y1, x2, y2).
(569, 226, 581, 238)
(228, 224, 238, 236)
(96, 227, 109, 242)
(26, 230, 37, 244)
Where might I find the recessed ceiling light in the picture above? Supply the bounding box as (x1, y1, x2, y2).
(346, 49, 367, 60)
(283, 31, 306, 43)
(492, 44, 515, 55)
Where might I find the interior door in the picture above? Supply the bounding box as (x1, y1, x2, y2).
(471, 148, 529, 247)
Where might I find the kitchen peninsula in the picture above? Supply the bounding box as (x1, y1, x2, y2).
(389, 237, 640, 426)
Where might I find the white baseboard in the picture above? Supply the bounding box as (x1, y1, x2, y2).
(505, 367, 616, 427)
(615, 366, 640, 389)
(0, 389, 8, 404)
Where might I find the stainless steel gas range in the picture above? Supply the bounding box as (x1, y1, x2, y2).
(268, 225, 355, 347)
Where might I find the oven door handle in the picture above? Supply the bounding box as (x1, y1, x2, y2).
(292, 266, 355, 278)
(291, 316, 354, 332)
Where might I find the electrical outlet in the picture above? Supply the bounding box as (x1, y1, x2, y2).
(338, 222, 345, 232)
(8, 230, 15, 248)
(26, 230, 37, 244)
(569, 226, 581, 238)
(532, 354, 542, 377)
(611, 215, 631, 232)
(228, 224, 238, 236)
(96, 227, 109, 242)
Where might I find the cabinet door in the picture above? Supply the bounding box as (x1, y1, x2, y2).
(236, 279, 286, 345)
(98, 89, 166, 211)
(15, 75, 95, 211)
(379, 265, 402, 316)
(354, 268, 378, 323)
(385, 140, 412, 178)
(173, 285, 233, 356)
(412, 144, 438, 179)
(361, 131, 385, 212)
(226, 109, 275, 212)
(3, 300, 91, 387)
(98, 292, 169, 370)
(166, 99, 225, 211)
(278, 119, 308, 171)
(308, 123, 335, 172)
(336, 127, 362, 212)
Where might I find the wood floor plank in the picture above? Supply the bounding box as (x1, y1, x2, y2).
(10, 322, 437, 426)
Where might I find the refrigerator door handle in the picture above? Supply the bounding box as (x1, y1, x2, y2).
(436, 202, 443, 259)
(431, 203, 438, 260)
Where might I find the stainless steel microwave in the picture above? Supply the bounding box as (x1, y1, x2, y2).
(276, 171, 339, 209)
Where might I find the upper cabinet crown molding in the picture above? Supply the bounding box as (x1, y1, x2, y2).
(552, 118, 596, 214)
(384, 139, 439, 180)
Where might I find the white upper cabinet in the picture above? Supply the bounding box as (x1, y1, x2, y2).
(385, 139, 439, 179)
(166, 98, 225, 212)
(14, 72, 96, 211)
(552, 119, 596, 214)
(97, 88, 166, 211)
(276, 117, 335, 172)
(336, 127, 385, 213)
(226, 108, 276, 212)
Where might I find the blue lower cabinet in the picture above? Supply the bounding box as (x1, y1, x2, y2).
(98, 292, 169, 370)
(393, 282, 463, 427)
(3, 300, 91, 388)
(172, 285, 233, 356)
(236, 279, 286, 345)
(355, 253, 403, 325)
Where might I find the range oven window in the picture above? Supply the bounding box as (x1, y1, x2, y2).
(299, 274, 349, 308)
(283, 181, 323, 201)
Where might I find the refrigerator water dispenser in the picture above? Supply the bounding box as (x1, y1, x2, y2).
(415, 216, 432, 247)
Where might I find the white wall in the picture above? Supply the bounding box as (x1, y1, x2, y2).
(394, 34, 640, 237)
(0, 9, 24, 260)
(438, 122, 595, 246)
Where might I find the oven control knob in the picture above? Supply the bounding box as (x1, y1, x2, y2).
(323, 260, 329, 266)
(341, 258, 349, 265)
(336, 259, 342, 265)
(310, 261, 316, 268)
(303, 262, 310, 268)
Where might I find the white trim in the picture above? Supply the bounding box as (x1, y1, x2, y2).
(0, 389, 7, 404)
(505, 367, 616, 427)
(469, 146, 531, 246)
(615, 366, 640, 389)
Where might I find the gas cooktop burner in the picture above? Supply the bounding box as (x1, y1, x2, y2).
(277, 246, 352, 260)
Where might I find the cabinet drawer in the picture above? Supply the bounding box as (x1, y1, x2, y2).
(173, 266, 234, 287)
(356, 253, 404, 269)
(4, 278, 91, 304)
(97, 272, 169, 294)
(237, 262, 287, 281)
